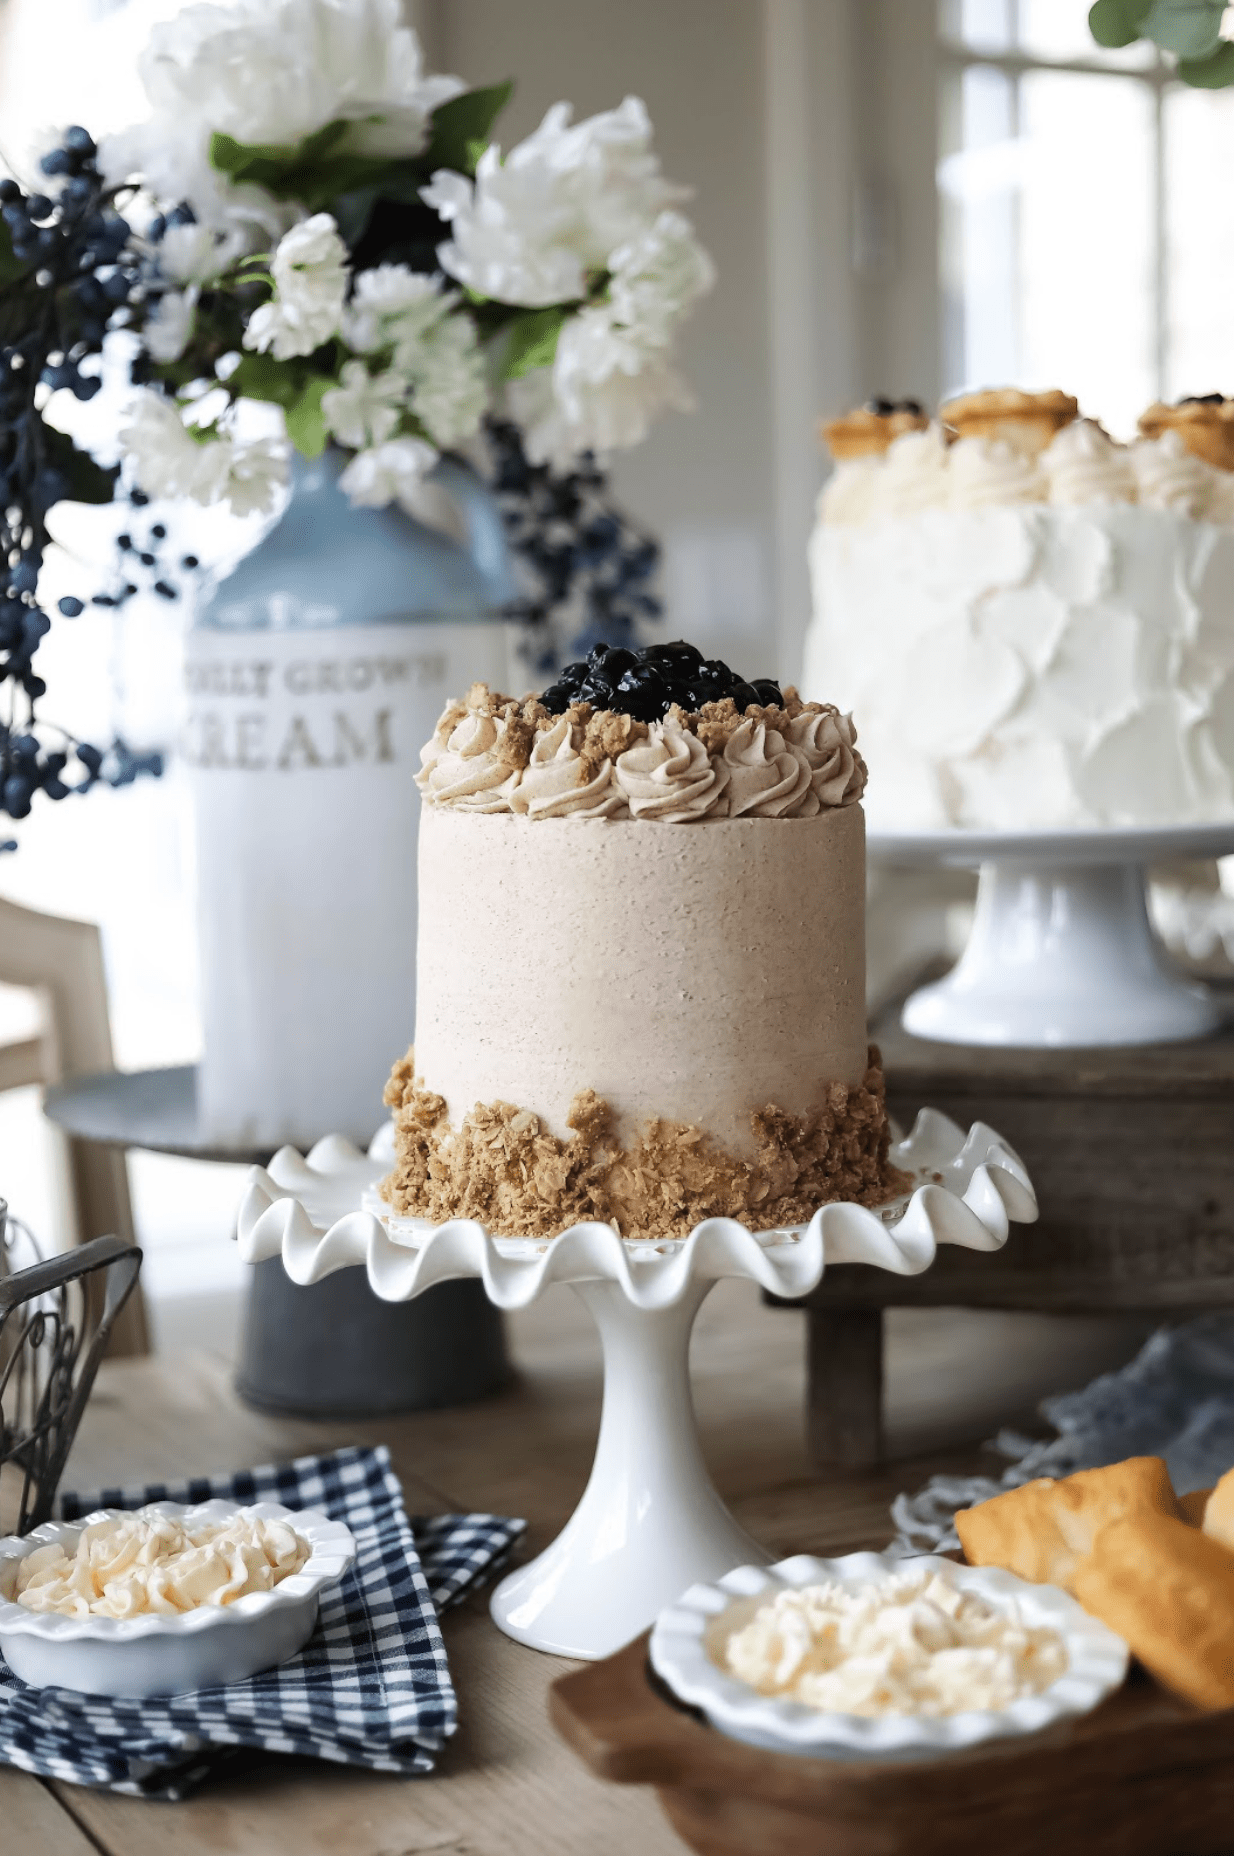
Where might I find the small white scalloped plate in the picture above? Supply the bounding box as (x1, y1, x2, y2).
(649, 1551, 1129, 1761)
(0, 1499, 356, 1697)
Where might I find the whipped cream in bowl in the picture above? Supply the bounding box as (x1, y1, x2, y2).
(650, 1551, 1127, 1759)
(0, 1499, 355, 1697)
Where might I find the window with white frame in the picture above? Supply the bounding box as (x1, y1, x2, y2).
(938, 0, 1234, 437)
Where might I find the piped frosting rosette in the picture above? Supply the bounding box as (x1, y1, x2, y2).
(819, 392, 1234, 526)
(415, 686, 867, 820)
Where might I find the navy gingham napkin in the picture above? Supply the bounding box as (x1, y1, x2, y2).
(0, 1445, 524, 1798)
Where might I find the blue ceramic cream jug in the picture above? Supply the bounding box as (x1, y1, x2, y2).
(184, 446, 517, 1148)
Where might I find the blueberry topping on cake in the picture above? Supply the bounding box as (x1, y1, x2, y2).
(539, 640, 782, 722)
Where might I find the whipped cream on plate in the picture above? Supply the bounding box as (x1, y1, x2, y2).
(721, 1570, 1068, 1718)
(10, 1508, 311, 1619)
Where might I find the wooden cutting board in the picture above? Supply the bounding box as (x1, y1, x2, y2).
(550, 1631, 1234, 1856)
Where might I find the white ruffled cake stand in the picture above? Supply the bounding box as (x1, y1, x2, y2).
(235, 1111, 1036, 1660)
(870, 822, 1234, 1048)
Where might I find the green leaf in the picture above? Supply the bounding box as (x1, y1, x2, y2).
(331, 185, 384, 248)
(43, 425, 119, 505)
(210, 119, 348, 183)
(228, 351, 311, 410)
(1140, 0, 1225, 58)
(500, 305, 572, 381)
(228, 352, 336, 455)
(285, 373, 331, 457)
(1087, 0, 1153, 46)
(1179, 34, 1234, 80)
(210, 121, 400, 213)
(424, 82, 513, 175)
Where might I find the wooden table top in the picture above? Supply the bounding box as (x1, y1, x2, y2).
(5, 1284, 1154, 1855)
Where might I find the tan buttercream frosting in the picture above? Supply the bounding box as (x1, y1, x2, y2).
(416, 685, 866, 818)
(388, 803, 898, 1237)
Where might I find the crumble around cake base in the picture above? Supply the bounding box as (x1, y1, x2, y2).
(379, 1047, 909, 1242)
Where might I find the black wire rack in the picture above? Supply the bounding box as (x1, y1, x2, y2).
(0, 1200, 142, 1536)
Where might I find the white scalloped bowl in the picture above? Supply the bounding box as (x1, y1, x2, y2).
(0, 1499, 355, 1698)
(649, 1551, 1129, 1760)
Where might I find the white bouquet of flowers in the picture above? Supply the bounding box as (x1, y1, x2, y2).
(107, 0, 714, 521)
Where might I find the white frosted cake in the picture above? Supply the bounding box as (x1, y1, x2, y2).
(803, 390, 1234, 832)
(381, 643, 907, 1240)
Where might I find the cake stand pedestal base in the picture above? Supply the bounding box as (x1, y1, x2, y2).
(236, 1112, 1036, 1658)
(871, 825, 1234, 1048)
(490, 1279, 768, 1657)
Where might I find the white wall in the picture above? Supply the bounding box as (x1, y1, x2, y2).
(421, 0, 938, 688)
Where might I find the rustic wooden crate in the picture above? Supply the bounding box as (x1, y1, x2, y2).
(799, 984, 1234, 1466)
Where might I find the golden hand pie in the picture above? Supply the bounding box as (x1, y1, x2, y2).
(1073, 1511, 1234, 1711)
(955, 1457, 1181, 1593)
(1200, 1466, 1234, 1550)
(1179, 1486, 1213, 1528)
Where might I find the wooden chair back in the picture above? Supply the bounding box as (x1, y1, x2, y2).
(0, 895, 148, 1356)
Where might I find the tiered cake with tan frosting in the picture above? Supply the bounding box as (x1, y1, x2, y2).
(803, 389, 1234, 831)
(380, 642, 907, 1240)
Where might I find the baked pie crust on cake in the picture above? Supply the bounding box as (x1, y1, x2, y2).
(381, 654, 908, 1240)
(939, 387, 1078, 457)
(821, 400, 928, 461)
(1138, 395, 1234, 473)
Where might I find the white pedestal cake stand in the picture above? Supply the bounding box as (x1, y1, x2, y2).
(235, 1113, 1036, 1660)
(869, 822, 1234, 1049)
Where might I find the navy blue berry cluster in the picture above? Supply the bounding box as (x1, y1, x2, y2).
(539, 641, 782, 724)
(0, 128, 167, 831)
(485, 417, 662, 677)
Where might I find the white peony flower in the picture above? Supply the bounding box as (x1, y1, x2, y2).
(140, 0, 461, 153)
(499, 203, 712, 462)
(120, 388, 286, 515)
(101, 123, 291, 242)
(321, 359, 403, 448)
(244, 213, 349, 359)
(218, 433, 288, 516)
(101, 0, 464, 230)
(341, 264, 450, 353)
(340, 266, 486, 448)
(157, 222, 247, 286)
(422, 96, 687, 308)
(607, 210, 715, 342)
(392, 307, 487, 448)
(120, 389, 227, 501)
(511, 304, 693, 463)
(144, 289, 198, 364)
(339, 435, 438, 509)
